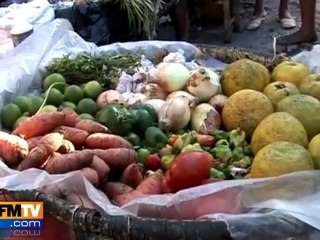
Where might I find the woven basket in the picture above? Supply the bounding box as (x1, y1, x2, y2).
(1, 46, 294, 240)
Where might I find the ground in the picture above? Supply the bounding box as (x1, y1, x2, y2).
(158, 0, 320, 57)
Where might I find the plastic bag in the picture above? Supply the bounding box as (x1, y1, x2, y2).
(292, 44, 320, 73)
(0, 19, 319, 239)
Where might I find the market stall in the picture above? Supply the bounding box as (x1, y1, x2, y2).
(0, 19, 320, 240)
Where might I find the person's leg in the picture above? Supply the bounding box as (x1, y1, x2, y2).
(169, 0, 189, 41)
(247, 0, 267, 30)
(278, 0, 317, 45)
(253, 0, 266, 17)
(278, 0, 296, 29)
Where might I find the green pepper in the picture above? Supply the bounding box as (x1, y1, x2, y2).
(181, 143, 203, 153)
(124, 132, 142, 147)
(210, 145, 233, 159)
(161, 154, 175, 170)
(173, 132, 194, 152)
(95, 104, 133, 136)
(210, 168, 226, 179)
(232, 147, 245, 161)
(145, 126, 168, 150)
(243, 144, 254, 156)
(229, 128, 246, 147)
(215, 139, 230, 146)
(212, 129, 230, 141)
(129, 108, 155, 135)
(130, 103, 158, 122)
(137, 148, 151, 164)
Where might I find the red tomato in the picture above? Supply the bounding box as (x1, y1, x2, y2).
(168, 151, 213, 191)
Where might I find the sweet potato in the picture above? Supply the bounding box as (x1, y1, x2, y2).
(12, 111, 66, 139)
(57, 140, 75, 154)
(90, 155, 110, 183)
(60, 108, 80, 127)
(86, 133, 132, 149)
(75, 119, 110, 134)
(80, 167, 99, 187)
(56, 126, 89, 147)
(90, 148, 137, 169)
(45, 150, 93, 174)
(26, 136, 42, 150)
(120, 163, 144, 188)
(17, 132, 64, 171)
(102, 182, 134, 199)
(0, 131, 28, 167)
(113, 169, 163, 207)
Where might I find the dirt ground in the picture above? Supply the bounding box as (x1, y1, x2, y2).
(158, 0, 319, 57)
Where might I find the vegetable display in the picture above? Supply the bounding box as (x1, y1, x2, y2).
(1, 49, 319, 209)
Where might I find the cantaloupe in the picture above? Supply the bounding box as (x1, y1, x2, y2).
(308, 134, 320, 169)
(251, 112, 308, 155)
(220, 59, 270, 96)
(222, 89, 274, 138)
(276, 94, 320, 139)
(251, 141, 314, 178)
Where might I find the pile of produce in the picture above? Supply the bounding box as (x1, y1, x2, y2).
(1, 49, 319, 208)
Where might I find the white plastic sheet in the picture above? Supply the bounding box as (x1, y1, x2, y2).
(0, 19, 319, 239)
(292, 44, 320, 73)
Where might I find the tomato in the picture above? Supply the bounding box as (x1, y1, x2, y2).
(168, 151, 213, 191)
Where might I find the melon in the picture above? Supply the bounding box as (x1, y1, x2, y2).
(308, 134, 320, 169)
(251, 141, 314, 178)
(220, 59, 270, 97)
(262, 81, 300, 107)
(299, 73, 320, 101)
(222, 89, 274, 138)
(276, 94, 320, 139)
(251, 112, 308, 155)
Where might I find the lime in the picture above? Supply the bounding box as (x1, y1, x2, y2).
(44, 88, 64, 107)
(64, 85, 84, 104)
(76, 98, 98, 116)
(13, 96, 29, 113)
(27, 96, 44, 115)
(43, 73, 66, 93)
(84, 81, 103, 100)
(39, 105, 57, 113)
(22, 112, 30, 117)
(79, 113, 95, 120)
(60, 101, 77, 110)
(13, 116, 29, 130)
(1, 103, 22, 130)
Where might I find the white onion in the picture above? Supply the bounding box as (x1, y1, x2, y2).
(208, 94, 228, 113)
(144, 99, 165, 114)
(96, 90, 125, 109)
(166, 90, 199, 107)
(126, 93, 148, 106)
(191, 103, 221, 134)
(186, 67, 221, 102)
(140, 83, 167, 100)
(158, 97, 191, 131)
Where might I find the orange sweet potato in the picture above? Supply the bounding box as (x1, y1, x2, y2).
(90, 155, 110, 183)
(60, 108, 80, 127)
(86, 133, 132, 149)
(120, 163, 144, 188)
(57, 140, 75, 154)
(26, 136, 42, 150)
(56, 126, 89, 147)
(80, 167, 99, 187)
(102, 182, 133, 199)
(75, 119, 110, 134)
(90, 148, 137, 169)
(0, 131, 28, 167)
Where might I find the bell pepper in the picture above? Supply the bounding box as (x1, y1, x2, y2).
(212, 129, 230, 141)
(129, 107, 155, 136)
(232, 147, 245, 161)
(130, 103, 158, 122)
(173, 132, 194, 152)
(145, 126, 168, 150)
(229, 128, 246, 147)
(124, 132, 142, 147)
(195, 134, 215, 147)
(209, 168, 226, 180)
(181, 143, 203, 153)
(210, 144, 233, 159)
(161, 154, 175, 170)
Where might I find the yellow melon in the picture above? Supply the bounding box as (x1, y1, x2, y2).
(308, 134, 320, 169)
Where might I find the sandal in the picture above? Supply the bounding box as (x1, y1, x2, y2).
(279, 18, 296, 29)
(247, 16, 266, 31)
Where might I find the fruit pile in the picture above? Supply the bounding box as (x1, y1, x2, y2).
(0, 50, 319, 208)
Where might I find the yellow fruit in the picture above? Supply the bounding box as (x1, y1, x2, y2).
(299, 73, 320, 100)
(76, 98, 98, 116)
(64, 85, 84, 104)
(222, 89, 273, 138)
(251, 141, 314, 178)
(13, 96, 29, 113)
(220, 59, 270, 96)
(27, 96, 44, 115)
(276, 94, 320, 139)
(308, 134, 320, 169)
(251, 112, 308, 155)
(262, 81, 300, 107)
(84, 80, 103, 100)
(271, 60, 310, 87)
(43, 73, 66, 93)
(1, 103, 22, 130)
(39, 105, 57, 113)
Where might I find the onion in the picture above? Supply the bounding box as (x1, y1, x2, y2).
(140, 83, 168, 100)
(191, 103, 221, 134)
(149, 62, 190, 93)
(144, 99, 165, 114)
(166, 90, 199, 108)
(208, 94, 228, 113)
(126, 93, 148, 106)
(96, 90, 125, 109)
(186, 67, 221, 102)
(158, 97, 191, 131)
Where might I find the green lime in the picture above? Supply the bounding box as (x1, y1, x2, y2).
(84, 81, 103, 100)
(22, 112, 30, 117)
(13, 96, 29, 113)
(13, 116, 29, 130)
(1, 103, 22, 130)
(39, 105, 57, 113)
(27, 96, 44, 115)
(43, 73, 66, 93)
(79, 113, 95, 120)
(64, 85, 84, 104)
(60, 101, 77, 110)
(44, 88, 64, 107)
(76, 98, 98, 116)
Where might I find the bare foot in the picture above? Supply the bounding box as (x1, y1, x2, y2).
(277, 30, 318, 45)
(278, 10, 292, 19)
